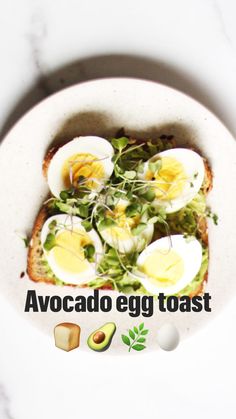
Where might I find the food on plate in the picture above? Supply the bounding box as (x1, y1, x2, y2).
(45, 136, 114, 198)
(87, 322, 116, 352)
(41, 214, 103, 285)
(54, 322, 81, 351)
(139, 148, 205, 213)
(27, 133, 214, 296)
(98, 198, 154, 253)
(134, 235, 202, 295)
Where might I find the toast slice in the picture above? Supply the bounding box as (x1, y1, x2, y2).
(27, 204, 114, 289)
(27, 206, 55, 284)
(27, 138, 213, 295)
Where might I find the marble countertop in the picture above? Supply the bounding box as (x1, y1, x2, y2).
(1, 1, 236, 418)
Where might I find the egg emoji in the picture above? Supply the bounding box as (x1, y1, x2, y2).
(135, 234, 202, 295)
(97, 198, 154, 254)
(140, 148, 205, 213)
(157, 323, 180, 351)
(47, 136, 114, 198)
(41, 214, 103, 285)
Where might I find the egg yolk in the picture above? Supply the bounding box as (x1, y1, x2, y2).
(141, 248, 184, 287)
(106, 205, 140, 241)
(62, 153, 105, 190)
(145, 157, 187, 200)
(51, 229, 92, 274)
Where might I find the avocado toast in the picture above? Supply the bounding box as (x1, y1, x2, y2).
(27, 134, 213, 297)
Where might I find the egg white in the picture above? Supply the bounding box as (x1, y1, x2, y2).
(98, 198, 154, 254)
(47, 136, 114, 198)
(100, 222, 154, 254)
(135, 234, 203, 295)
(41, 214, 103, 285)
(141, 148, 205, 213)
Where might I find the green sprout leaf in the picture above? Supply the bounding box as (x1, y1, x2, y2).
(43, 233, 56, 251)
(147, 140, 158, 156)
(81, 220, 93, 232)
(126, 191, 133, 200)
(48, 220, 57, 230)
(148, 216, 159, 224)
(125, 203, 141, 218)
(183, 233, 195, 243)
(152, 206, 167, 221)
(213, 213, 218, 225)
(59, 190, 70, 201)
(106, 195, 114, 206)
(159, 207, 167, 219)
(56, 202, 72, 214)
(78, 205, 89, 218)
(141, 188, 156, 202)
(139, 322, 144, 331)
(21, 237, 30, 248)
(148, 159, 162, 173)
(137, 163, 144, 174)
(131, 223, 147, 236)
(98, 218, 116, 231)
(106, 257, 120, 267)
(114, 191, 123, 198)
(155, 215, 167, 224)
(206, 208, 219, 226)
(84, 244, 95, 262)
(111, 137, 128, 151)
(133, 326, 139, 334)
(104, 249, 120, 267)
(123, 170, 136, 180)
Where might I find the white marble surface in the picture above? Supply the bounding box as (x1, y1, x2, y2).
(1, 0, 236, 418)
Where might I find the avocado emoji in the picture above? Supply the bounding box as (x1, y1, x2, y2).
(87, 322, 116, 352)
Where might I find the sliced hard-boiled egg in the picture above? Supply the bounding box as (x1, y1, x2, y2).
(98, 198, 154, 254)
(135, 234, 202, 295)
(41, 214, 103, 285)
(140, 148, 205, 213)
(47, 136, 114, 198)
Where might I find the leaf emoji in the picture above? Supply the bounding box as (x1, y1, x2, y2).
(121, 323, 149, 352)
(129, 329, 135, 340)
(133, 326, 139, 334)
(137, 337, 145, 343)
(132, 344, 146, 351)
(121, 335, 130, 346)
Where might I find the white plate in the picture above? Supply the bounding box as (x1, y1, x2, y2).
(0, 78, 235, 354)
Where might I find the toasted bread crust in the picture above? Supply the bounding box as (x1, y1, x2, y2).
(203, 159, 213, 194)
(188, 271, 208, 298)
(42, 146, 60, 178)
(197, 215, 208, 246)
(27, 206, 55, 284)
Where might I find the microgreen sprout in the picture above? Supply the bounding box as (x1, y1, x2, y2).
(84, 244, 95, 262)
